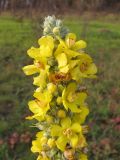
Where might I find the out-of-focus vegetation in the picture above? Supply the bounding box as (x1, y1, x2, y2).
(0, 0, 120, 15)
(0, 14, 120, 160)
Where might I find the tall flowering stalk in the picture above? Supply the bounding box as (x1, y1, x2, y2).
(23, 16, 97, 160)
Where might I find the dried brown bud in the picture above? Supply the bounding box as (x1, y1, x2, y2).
(49, 72, 71, 84)
(64, 148, 75, 160)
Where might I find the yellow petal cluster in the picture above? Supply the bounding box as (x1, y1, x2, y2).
(23, 19, 97, 160)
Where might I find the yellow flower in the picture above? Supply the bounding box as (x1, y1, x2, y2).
(54, 33, 87, 74)
(57, 33, 86, 51)
(31, 132, 50, 160)
(26, 90, 52, 121)
(54, 33, 86, 74)
(72, 106, 89, 124)
(65, 33, 87, 50)
(71, 53, 97, 81)
(33, 65, 50, 89)
(28, 36, 54, 60)
(62, 82, 87, 112)
(51, 117, 82, 151)
(38, 36, 54, 57)
(22, 58, 46, 75)
(31, 131, 45, 153)
(22, 16, 98, 160)
(22, 62, 49, 92)
(26, 100, 46, 121)
(23, 35, 54, 77)
(33, 89, 52, 109)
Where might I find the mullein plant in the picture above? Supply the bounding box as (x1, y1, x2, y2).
(22, 16, 97, 160)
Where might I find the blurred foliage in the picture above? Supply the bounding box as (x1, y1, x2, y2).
(0, 0, 120, 15)
(0, 15, 120, 159)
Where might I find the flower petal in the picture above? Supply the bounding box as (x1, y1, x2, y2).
(76, 92, 87, 106)
(61, 117, 71, 128)
(38, 36, 54, 58)
(26, 114, 44, 121)
(68, 103, 81, 113)
(71, 123, 82, 133)
(51, 125, 62, 137)
(27, 47, 41, 60)
(73, 106, 89, 124)
(31, 140, 42, 153)
(78, 134, 87, 148)
(33, 90, 52, 104)
(36, 131, 44, 138)
(56, 136, 68, 151)
(65, 49, 80, 59)
(72, 40, 87, 51)
(71, 66, 81, 81)
(60, 65, 69, 73)
(56, 53, 67, 68)
(70, 134, 78, 147)
(85, 63, 97, 75)
(22, 65, 39, 75)
(65, 33, 76, 42)
(38, 36, 54, 50)
(33, 70, 47, 88)
(28, 100, 42, 114)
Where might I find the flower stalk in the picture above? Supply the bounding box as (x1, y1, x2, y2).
(22, 16, 97, 160)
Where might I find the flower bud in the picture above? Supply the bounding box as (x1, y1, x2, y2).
(43, 27, 49, 33)
(53, 27, 60, 34)
(47, 83, 57, 93)
(57, 97, 62, 105)
(57, 110, 66, 118)
(46, 115, 53, 123)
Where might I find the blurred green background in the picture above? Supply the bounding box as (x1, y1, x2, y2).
(0, 0, 120, 160)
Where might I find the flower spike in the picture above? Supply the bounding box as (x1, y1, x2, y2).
(23, 16, 97, 160)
